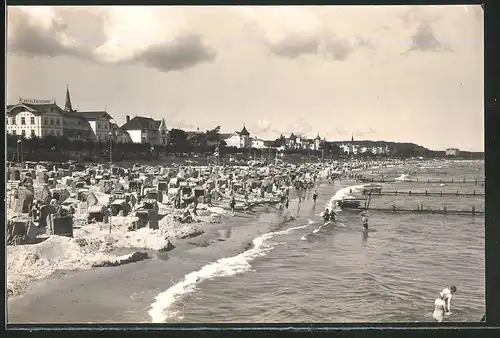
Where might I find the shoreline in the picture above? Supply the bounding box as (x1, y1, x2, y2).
(6, 194, 283, 301)
(7, 194, 305, 323)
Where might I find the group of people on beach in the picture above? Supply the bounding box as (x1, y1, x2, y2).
(433, 286, 457, 322)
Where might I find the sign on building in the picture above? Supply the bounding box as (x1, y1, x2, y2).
(18, 97, 55, 105)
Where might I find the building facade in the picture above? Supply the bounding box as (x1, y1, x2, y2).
(121, 115, 168, 145)
(445, 148, 460, 156)
(110, 123, 132, 143)
(6, 100, 65, 138)
(251, 138, 265, 149)
(224, 126, 251, 148)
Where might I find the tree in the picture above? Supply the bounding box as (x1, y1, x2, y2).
(168, 128, 189, 151)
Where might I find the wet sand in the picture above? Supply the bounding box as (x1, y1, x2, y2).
(7, 202, 292, 323)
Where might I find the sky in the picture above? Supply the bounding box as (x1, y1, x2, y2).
(6, 5, 484, 151)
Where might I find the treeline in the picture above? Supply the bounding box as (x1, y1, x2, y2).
(6, 134, 341, 163)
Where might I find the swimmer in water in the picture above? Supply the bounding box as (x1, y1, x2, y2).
(323, 209, 330, 222)
(441, 286, 457, 315)
(433, 292, 446, 322)
(330, 209, 337, 222)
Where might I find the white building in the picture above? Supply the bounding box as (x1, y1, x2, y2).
(314, 134, 323, 151)
(251, 137, 265, 149)
(7, 99, 65, 138)
(445, 148, 460, 156)
(121, 115, 168, 145)
(224, 126, 251, 148)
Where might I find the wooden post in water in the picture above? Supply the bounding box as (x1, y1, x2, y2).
(451, 178, 454, 183)
(473, 191, 476, 196)
(456, 190, 459, 196)
(425, 190, 428, 196)
(395, 191, 397, 196)
(444, 206, 447, 215)
(463, 177, 466, 183)
(409, 190, 412, 196)
(472, 206, 476, 216)
(427, 179, 430, 183)
(475, 179, 478, 185)
(440, 191, 443, 196)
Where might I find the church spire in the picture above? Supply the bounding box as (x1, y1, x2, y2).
(351, 133, 354, 142)
(65, 85, 73, 112)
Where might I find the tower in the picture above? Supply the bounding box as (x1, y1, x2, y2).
(351, 133, 354, 142)
(65, 85, 73, 112)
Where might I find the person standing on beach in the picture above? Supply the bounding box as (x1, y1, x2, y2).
(312, 190, 318, 203)
(441, 286, 457, 314)
(361, 212, 368, 230)
(433, 293, 446, 322)
(230, 196, 236, 213)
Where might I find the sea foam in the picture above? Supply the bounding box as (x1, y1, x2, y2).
(148, 222, 312, 323)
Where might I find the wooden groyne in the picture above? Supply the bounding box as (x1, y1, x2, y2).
(370, 170, 454, 175)
(363, 207, 484, 216)
(363, 190, 484, 197)
(344, 205, 484, 216)
(359, 178, 484, 185)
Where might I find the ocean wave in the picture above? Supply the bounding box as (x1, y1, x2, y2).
(327, 184, 365, 211)
(148, 222, 312, 323)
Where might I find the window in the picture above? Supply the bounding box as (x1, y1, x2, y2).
(50, 118, 54, 125)
(56, 119, 60, 125)
(31, 117, 35, 125)
(31, 130, 36, 138)
(12, 117, 16, 125)
(21, 117, 26, 125)
(6, 118, 8, 125)
(21, 130, 26, 137)
(12, 130, 16, 135)
(44, 118, 48, 125)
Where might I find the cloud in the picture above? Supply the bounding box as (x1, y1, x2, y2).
(236, 7, 364, 61)
(130, 35, 215, 73)
(255, 119, 273, 133)
(7, 7, 91, 59)
(353, 128, 377, 137)
(334, 128, 349, 136)
(290, 118, 313, 136)
(268, 36, 320, 59)
(321, 34, 355, 61)
(7, 6, 216, 73)
(406, 23, 451, 53)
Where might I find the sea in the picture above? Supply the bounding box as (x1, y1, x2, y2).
(7, 160, 485, 324)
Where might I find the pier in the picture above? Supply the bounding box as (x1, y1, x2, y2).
(363, 190, 484, 197)
(359, 178, 484, 185)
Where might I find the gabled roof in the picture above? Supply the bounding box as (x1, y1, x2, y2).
(74, 111, 113, 120)
(121, 116, 158, 130)
(6, 103, 64, 116)
(110, 122, 130, 134)
(220, 133, 232, 139)
(289, 133, 297, 140)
